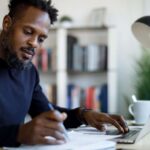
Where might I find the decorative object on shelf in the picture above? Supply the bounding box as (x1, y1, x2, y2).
(89, 7, 106, 27)
(132, 16, 150, 49)
(59, 15, 73, 27)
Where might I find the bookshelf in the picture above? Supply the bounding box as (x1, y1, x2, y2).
(39, 25, 118, 114)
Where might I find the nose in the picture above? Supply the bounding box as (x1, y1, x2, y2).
(27, 36, 38, 48)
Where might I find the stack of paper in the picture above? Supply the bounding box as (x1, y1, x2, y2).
(4, 129, 116, 150)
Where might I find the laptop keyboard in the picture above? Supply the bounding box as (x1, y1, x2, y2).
(114, 129, 140, 144)
(123, 130, 139, 138)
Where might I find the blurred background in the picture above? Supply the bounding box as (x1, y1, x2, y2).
(1, 0, 150, 118)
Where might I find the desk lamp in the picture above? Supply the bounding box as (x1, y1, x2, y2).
(132, 16, 150, 49)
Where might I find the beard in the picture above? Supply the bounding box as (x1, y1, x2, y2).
(6, 49, 33, 70)
(0, 29, 34, 70)
(2, 43, 33, 70)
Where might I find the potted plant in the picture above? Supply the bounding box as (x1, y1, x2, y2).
(59, 15, 73, 27)
(134, 49, 150, 100)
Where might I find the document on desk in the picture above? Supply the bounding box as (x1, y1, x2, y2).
(4, 127, 118, 150)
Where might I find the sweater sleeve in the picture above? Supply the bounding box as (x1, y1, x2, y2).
(28, 67, 50, 117)
(53, 106, 83, 128)
(0, 125, 20, 147)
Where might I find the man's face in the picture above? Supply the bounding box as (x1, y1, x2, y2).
(2, 6, 50, 69)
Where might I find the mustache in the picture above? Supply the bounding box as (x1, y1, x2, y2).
(21, 47, 35, 56)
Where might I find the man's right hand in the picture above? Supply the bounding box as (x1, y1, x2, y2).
(17, 110, 67, 145)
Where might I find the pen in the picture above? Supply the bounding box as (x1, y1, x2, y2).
(48, 103, 69, 141)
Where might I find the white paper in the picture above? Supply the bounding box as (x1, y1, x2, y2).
(4, 128, 116, 150)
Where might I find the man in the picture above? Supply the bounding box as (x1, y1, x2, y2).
(0, 0, 128, 147)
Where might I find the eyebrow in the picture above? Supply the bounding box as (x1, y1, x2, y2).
(41, 34, 48, 39)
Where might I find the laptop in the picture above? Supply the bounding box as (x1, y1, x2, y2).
(72, 117, 150, 144)
(111, 117, 150, 144)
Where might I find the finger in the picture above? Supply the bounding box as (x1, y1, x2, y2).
(37, 136, 66, 145)
(113, 115, 129, 133)
(40, 128, 67, 142)
(101, 114, 124, 133)
(88, 117, 106, 131)
(41, 119, 65, 133)
(94, 123, 106, 131)
(62, 112, 67, 120)
(41, 111, 67, 122)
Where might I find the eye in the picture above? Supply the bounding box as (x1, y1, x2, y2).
(38, 37, 45, 43)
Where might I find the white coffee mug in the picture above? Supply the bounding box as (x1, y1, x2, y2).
(128, 101, 150, 124)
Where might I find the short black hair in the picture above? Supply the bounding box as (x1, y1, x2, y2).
(8, 0, 58, 24)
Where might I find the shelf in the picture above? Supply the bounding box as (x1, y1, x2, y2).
(50, 25, 109, 31)
(39, 70, 56, 75)
(67, 25, 108, 31)
(67, 70, 107, 74)
(41, 26, 118, 113)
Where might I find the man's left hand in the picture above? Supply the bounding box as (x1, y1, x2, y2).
(81, 109, 129, 134)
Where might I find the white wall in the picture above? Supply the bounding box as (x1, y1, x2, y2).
(0, 0, 144, 116)
(143, 0, 150, 15)
(0, 0, 8, 28)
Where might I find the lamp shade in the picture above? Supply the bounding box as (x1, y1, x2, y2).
(132, 16, 150, 49)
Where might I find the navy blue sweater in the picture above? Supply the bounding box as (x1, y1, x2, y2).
(0, 58, 82, 147)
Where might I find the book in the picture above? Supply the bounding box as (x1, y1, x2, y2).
(41, 83, 57, 105)
(85, 87, 95, 109)
(51, 48, 57, 72)
(71, 86, 81, 108)
(67, 84, 74, 108)
(72, 44, 83, 71)
(99, 84, 108, 113)
(67, 35, 78, 71)
(41, 48, 48, 72)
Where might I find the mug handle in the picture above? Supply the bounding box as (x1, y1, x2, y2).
(128, 104, 134, 116)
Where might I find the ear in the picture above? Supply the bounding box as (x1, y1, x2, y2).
(2, 15, 12, 32)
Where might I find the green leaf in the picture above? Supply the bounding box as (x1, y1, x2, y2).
(134, 49, 150, 100)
